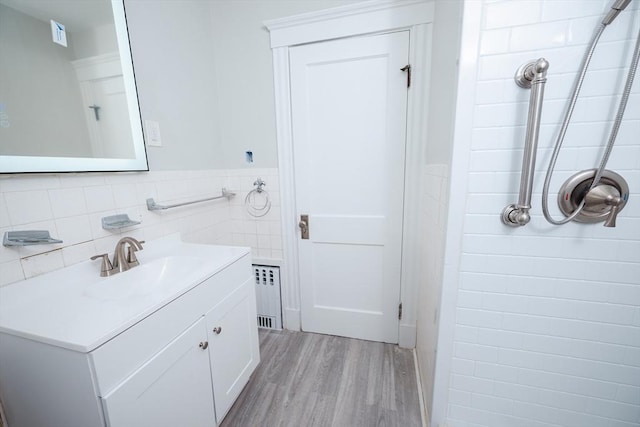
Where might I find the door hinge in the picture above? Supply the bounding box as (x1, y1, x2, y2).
(398, 302, 403, 320)
(400, 64, 411, 88)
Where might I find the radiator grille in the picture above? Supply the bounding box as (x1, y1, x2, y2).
(257, 315, 276, 329)
(253, 265, 282, 330)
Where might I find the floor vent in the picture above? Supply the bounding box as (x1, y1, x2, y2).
(253, 265, 282, 330)
(257, 315, 276, 329)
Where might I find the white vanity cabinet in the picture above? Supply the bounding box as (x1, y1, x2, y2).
(102, 278, 259, 427)
(0, 242, 259, 427)
(206, 279, 259, 424)
(101, 317, 217, 427)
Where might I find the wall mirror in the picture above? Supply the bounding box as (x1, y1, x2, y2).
(0, 0, 148, 173)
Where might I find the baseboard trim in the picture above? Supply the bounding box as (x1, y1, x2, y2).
(413, 349, 429, 427)
(399, 323, 417, 348)
(283, 308, 301, 331)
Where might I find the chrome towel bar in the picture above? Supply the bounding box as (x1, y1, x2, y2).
(146, 188, 235, 211)
(502, 58, 549, 227)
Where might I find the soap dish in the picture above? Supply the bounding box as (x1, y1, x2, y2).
(3, 230, 63, 246)
(101, 214, 141, 230)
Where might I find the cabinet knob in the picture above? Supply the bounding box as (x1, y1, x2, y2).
(213, 326, 222, 335)
(199, 341, 209, 350)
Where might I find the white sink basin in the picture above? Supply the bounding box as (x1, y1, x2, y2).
(83, 256, 204, 301)
(0, 237, 251, 352)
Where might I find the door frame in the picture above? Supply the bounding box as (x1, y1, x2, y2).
(265, 0, 434, 348)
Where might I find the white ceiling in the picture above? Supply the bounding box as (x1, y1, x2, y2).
(0, 0, 113, 32)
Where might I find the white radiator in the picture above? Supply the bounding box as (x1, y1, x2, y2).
(253, 265, 282, 330)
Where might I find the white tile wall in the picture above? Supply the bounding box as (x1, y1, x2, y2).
(224, 168, 283, 262)
(417, 163, 450, 414)
(0, 168, 284, 287)
(444, 1, 640, 426)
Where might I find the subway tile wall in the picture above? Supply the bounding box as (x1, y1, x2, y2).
(446, 1, 640, 426)
(0, 168, 282, 287)
(417, 163, 450, 415)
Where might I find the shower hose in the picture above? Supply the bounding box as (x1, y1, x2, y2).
(542, 21, 640, 225)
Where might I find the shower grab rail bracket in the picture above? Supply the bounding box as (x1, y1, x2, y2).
(146, 188, 235, 211)
(502, 58, 550, 227)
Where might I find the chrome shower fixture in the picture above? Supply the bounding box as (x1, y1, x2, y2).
(501, 58, 549, 227)
(603, 0, 633, 25)
(540, 0, 638, 228)
(503, 0, 637, 228)
(558, 170, 629, 227)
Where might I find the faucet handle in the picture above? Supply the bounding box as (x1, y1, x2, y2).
(585, 184, 623, 228)
(603, 192, 623, 228)
(126, 240, 145, 266)
(90, 253, 113, 277)
(127, 247, 139, 267)
(603, 204, 621, 227)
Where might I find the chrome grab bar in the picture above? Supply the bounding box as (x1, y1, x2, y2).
(502, 58, 550, 227)
(146, 188, 235, 211)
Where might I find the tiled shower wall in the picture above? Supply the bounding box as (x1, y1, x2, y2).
(0, 168, 281, 287)
(441, 1, 640, 426)
(417, 164, 450, 415)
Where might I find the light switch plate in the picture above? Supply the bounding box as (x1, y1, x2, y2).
(145, 120, 162, 147)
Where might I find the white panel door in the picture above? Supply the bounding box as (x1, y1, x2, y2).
(290, 31, 410, 343)
(81, 75, 135, 159)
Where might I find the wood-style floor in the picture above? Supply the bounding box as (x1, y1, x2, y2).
(221, 329, 423, 427)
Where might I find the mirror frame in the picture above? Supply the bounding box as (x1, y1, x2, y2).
(0, 0, 149, 174)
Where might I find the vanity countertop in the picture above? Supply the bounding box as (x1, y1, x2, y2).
(0, 237, 250, 353)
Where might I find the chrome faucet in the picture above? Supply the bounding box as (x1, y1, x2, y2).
(91, 237, 145, 277)
(113, 236, 144, 272)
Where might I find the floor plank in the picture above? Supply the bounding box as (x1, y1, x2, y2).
(221, 329, 422, 427)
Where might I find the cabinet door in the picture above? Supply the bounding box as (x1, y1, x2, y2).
(101, 318, 216, 427)
(206, 279, 260, 424)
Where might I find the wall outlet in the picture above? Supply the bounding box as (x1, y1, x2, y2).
(145, 120, 162, 147)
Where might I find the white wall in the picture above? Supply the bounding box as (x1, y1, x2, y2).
(417, 163, 452, 414)
(433, 1, 640, 426)
(227, 169, 283, 261)
(422, 0, 463, 165)
(0, 170, 229, 286)
(124, 0, 361, 171)
(0, 168, 283, 286)
(209, 0, 362, 169)
(416, 0, 464, 418)
(125, 0, 226, 171)
(72, 22, 119, 59)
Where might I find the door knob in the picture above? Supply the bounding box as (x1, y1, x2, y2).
(199, 341, 209, 350)
(212, 326, 222, 335)
(299, 214, 309, 239)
